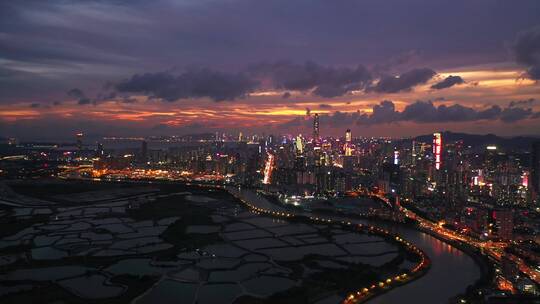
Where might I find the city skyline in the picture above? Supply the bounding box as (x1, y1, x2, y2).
(1, 1, 540, 140)
(2, 2, 540, 303)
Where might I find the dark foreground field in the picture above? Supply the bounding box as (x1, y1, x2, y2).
(0, 180, 416, 304)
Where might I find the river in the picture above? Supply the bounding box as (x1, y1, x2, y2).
(360, 219, 480, 304)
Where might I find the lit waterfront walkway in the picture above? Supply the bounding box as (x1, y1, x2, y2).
(226, 186, 484, 304)
(226, 186, 434, 304)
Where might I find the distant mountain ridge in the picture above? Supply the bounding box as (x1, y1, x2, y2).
(414, 131, 539, 151)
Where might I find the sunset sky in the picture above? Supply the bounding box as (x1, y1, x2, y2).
(1, 0, 540, 141)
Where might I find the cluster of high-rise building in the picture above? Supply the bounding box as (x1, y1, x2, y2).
(2, 117, 540, 243)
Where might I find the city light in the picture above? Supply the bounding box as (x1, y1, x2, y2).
(2, 2, 540, 303)
(262, 152, 275, 185)
(433, 132, 442, 170)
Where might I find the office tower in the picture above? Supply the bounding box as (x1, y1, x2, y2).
(76, 132, 83, 150)
(344, 129, 352, 156)
(263, 153, 275, 184)
(141, 140, 148, 163)
(96, 143, 104, 157)
(343, 155, 355, 173)
(492, 209, 513, 240)
(345, 145, 353, 157)
(433, 132, 442, 170)
(344, 129, 353, 156)
(238, 132, 243, 142)
(295, 135, 304, 155)
(411, 140, 417, 165)
(378, 163, 401, 194)
(313, 113, 320, 142)
(266, 135, 274, 147)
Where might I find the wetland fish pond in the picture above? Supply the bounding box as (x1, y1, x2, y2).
(0, 181, 417, 303)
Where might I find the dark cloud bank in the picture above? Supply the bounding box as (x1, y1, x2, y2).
(431, 75, 465, 90)
(249, 61, 372, 98)
(67, 88, 93, 105)
(115, 63, 439, 101)
(1, 1, 540, 106)
(116, 69, 259, 102)
(368, 68, 436, 93)
(513, 26, 540, 80)
(283, 100, 538, 128)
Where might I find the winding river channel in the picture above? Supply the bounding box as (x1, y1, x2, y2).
(228, 187, 481, 304)
(360, 219, 480, 304)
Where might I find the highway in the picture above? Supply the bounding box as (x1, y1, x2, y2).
(400, 206, 540, 286)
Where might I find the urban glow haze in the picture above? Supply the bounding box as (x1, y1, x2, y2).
(1, 0, 540, 140)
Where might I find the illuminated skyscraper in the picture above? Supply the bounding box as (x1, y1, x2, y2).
(344, 129, 353, 156)
(295, 135, 304, 155)
(263, 153, 275, 184)
(313, 113, 320, 141)
(433, 132, 442, 170)
(344, 146, 353, 157)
